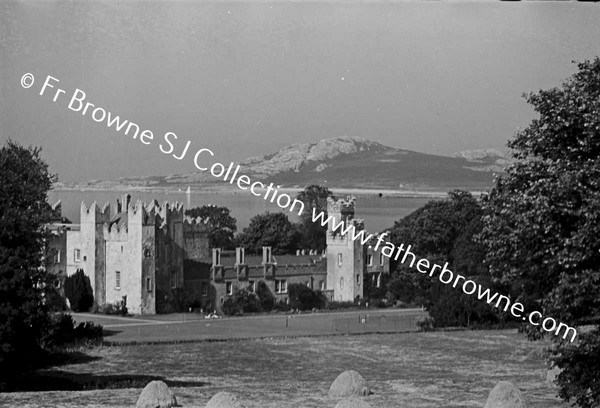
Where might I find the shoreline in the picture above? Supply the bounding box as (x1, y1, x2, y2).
(51, 184, 487, 199)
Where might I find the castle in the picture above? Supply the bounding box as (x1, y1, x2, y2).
(48, 194, 389, 314)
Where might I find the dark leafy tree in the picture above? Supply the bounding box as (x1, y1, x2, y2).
(63, 269, 94, 312)
(185, 205, 237, 249)
(221, 288, 262, 316)
(237, 212, 300, 254)
(287, 283, 326, 310)
(0, 140, 55, 372)
(479, 58, 600, 408)
(255, 280, 275, 311)
(387, 191, 499, 327)
(295, 185, 333, 251)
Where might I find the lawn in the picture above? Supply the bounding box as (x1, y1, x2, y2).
(0, 329, 568, 408)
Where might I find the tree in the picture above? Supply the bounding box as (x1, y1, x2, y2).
(387, 191, 499, 327)
(185, 205, 237, 249)
(237, 212, 300, 254)
(287, 283, 326, 310)
(0, 140, 55, 371)
(63, 269, 94, 312)
(295, 185, 333, 251)
(479, 58, 600, 408)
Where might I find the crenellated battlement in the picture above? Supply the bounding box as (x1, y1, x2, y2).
(183, 216, 210, 232)
(327, 196, 356, 220)
(80, 201, 112, 223)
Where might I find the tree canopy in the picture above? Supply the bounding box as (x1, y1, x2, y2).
(387, 190, 498, 326)
(480, 58, 600, 408)
(0, 140, 55, 371)
(185, 205, 237, 249)
(237, 212, 300, 254)
(295, 185, 333, 251)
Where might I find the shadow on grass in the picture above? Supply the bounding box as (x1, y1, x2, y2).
(1, 371, 209, 392)
(102, 329, 121, 338)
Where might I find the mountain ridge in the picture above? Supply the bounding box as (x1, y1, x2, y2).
(66, 136, 510, 191)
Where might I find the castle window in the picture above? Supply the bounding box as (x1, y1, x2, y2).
(121, 246, 124, 253)
(226, 281, 233, 296)
(320, 280, 325, 290)
(275, 279, 287, 294)
(338, 253, 342, 266)
(357, 274, 361, 286)
(146, 277, 152, 293)
(55, 249, 61, 264)
(367, 254, 373, 266)
(201, 283, 209, 297)
(170, 271, 177, 289)
(144, 248, 151, 258)
(248, 281, 255, 293)
(115, 271, 121, 290)
(340, 277, 344, 289)
(379, 254, 384, 266)
(74, 249, 81, 262)
(376, 273, 382, 288)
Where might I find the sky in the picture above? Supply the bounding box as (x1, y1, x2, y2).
(1, 1, 600, 183)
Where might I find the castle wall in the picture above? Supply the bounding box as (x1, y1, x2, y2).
(183, 219, 210, 261)
(154, 203, 185, 313)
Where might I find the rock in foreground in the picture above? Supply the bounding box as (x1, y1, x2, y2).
(329, 370, 372, 398)
(484, 381, 527, 408)
(136, 380, 178, 408)
(205, 392, 244, 408)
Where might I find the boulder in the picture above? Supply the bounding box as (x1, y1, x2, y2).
(136, 380, 178, 408)
(546, 366, 562, 385)
(334, 397, 373, 408)
(329, 370, 372, 398)
(205, 392, 244, 408)
(484, 381, 527, 408)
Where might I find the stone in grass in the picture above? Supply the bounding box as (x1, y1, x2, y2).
(136, 380, 178, 408)
(334, 396, 373, 408)
(329, 370, 372, 398)
(546, 366, 562, 386)
(205, 392, 244, 408)
(484, 381, 527, 408)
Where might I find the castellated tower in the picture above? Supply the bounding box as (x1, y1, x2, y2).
(75, 201, 111, 306)
(326, 196, 366, 302)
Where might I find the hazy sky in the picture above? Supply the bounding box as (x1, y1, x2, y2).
(2, 1, 600, 182)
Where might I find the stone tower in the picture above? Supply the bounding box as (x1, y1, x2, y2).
(326, 196, 365, 302)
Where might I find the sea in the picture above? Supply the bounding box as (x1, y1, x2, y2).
(48, 189, 439, 233)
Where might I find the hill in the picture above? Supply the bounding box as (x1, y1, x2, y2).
(74, 136, 510, 191)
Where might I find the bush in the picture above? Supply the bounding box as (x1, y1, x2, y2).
(221, 289, 263, 316)
(288, 284, 326, 311)
(41, 313, 103, 348)
(415, 316, 435, 332)
(325, 301, 358, 311)
(64, 269, 94, 312)
(98, 297, 128, 316)
(255, 281, 275, 312)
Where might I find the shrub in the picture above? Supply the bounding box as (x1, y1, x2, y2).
(64, 269, 94, 312)
(325, 301, 358, 311)
(255, 281, 275, 312)
(98, 297, 128, 316)
(415, 316, 435, 332)
(41, 313, 103, 348)
(221, 289, 263, 316)
(288, 284, 326, 311)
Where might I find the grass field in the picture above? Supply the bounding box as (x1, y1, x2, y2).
(0, 329, 568, 408)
